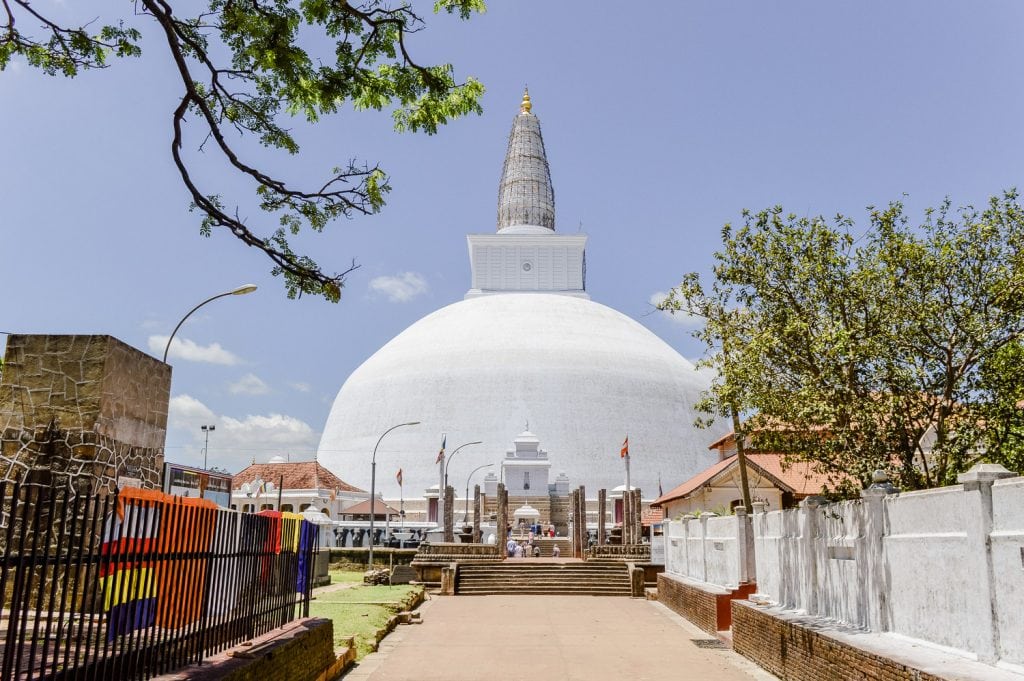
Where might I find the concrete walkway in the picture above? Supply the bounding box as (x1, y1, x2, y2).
(342, 595, 778, 681)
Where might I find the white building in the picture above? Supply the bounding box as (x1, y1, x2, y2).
(318, 90, 726, 503)
(230, 456, 365, 517)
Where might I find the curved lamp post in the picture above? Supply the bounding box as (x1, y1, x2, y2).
(443, 441, 483, 493)
(440, 441, 482, 536)
(162, 284, 258, 363)
(464, 462, 493, 525)
(369, 421, 420, 568)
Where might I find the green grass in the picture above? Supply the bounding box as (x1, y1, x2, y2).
(329, 569, 365, 584)
(310, 581, 423, 659)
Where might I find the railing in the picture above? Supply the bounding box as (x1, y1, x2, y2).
(0, 481, 317, 681)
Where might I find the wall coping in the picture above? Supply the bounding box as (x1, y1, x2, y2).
(734, 600, 1024, 681)
(658, 570, 731, 596)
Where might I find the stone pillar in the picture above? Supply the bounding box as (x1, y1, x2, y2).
(496, 483, 507, 557)
(632, 489, 640, 544)
(443, 485, 455, 543)
(575, 488, 585, 557)
(957, 463, 1014, 663)
(440, 563, 456, 596)
(597, 488, 607, 545)
(622, 490, 631, 545)
(473, 484, 481, 543)
(0, 335, 170, 494)
(578, 485, 586, 552)
(569, 489, 578, 557)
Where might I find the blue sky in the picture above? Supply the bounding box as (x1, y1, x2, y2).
(3, 1, 1023, 477)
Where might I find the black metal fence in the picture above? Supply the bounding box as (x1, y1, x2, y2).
(0, 481, 317, 681)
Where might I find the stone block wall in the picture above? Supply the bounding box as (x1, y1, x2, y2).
(0, 335, 170, 495)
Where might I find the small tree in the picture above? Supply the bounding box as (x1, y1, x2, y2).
(2, 1, 486, 301)
(661, 192, 1024, 492)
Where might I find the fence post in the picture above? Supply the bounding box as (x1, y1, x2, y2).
(682, 514, 696, 580)
(699, 512, 717, 583)
(800, 497, 823, 615)
(735, 506, 754, 585)
(860, 470, 896, 632)
(958, 463, 1014, 664)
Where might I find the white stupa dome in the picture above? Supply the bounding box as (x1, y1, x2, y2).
(318, 293, 722, 498)
(318, 91, 725, 499)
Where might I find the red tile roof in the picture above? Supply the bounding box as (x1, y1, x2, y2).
(651, 453, 832, 507)
(232, 461, 363, 493)
(342, 498, 401, 517)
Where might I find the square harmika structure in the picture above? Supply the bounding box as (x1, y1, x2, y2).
(0, 334, 170, 494)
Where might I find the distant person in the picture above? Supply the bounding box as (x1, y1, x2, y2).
(514, 542, 525, 558)
(552, 544, 561, 558)
(548, 526, 555, 537)
(507, 537, 518, 557)
(533, 544, 542, 558)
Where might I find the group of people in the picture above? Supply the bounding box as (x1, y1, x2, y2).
(506, 537, 540, 558)
(505, 526, 561, 558)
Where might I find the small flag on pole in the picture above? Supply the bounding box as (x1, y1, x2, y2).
(396, 468, 403, 486)
(658, 472, 663, 498)
(620, 436, 629, 459)
(435, 434, 447, 464)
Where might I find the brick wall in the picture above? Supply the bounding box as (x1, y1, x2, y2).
(153, 618, 339, 681)
(657, 573, 726, 634)
(732, 600, 948, 681)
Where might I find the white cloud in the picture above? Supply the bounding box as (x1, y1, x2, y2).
(167, 394, 320, 473)
(289, 382, 311, 393)
(369, 272, 428, 303)
(229, 373, 270, 396)
(168, 394, 217, 427)
(648, 291, 702, 329)
(148, 335, 241, 365)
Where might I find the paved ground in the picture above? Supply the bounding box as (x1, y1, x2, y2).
(342, 595, 778, 681)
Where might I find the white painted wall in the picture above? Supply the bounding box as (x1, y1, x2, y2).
(749, 470, 1024, 669)
(664, 511, 751, 589)
(991, 477, 1024, 666)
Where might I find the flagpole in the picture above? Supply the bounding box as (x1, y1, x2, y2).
(624, 435, 631, 495)
(437, 433, 446, 532)
(399, 470, 405, 530)
(625, 453, 631, 498)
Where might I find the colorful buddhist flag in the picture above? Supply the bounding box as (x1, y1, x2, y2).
(396, 468, 403, 486)
(620, 436, 629, 458)
(435, 434, 446, 464)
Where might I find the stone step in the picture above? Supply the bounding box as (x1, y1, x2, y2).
(456, 560, 632, 596)
(457, 588, 632, 596)
(458, 565, 618, 569)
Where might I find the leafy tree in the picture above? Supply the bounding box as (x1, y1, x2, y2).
(2, 0, 486, 301)
(661, 192, 1024, 492)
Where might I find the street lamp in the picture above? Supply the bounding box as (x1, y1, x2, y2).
(443, 441, 483, 492)
(162, 284, 258, 363)
(369, 421, 420, 568)
(200, 424, 216, 470)
(464, 462, 493, 525)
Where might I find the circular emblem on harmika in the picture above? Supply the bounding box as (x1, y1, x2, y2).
(522, 261, 533, 272)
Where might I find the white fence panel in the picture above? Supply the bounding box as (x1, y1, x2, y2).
(991, 477, 1024, 667)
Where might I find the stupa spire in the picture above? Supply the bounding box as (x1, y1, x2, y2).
(497, 88, 555, 231)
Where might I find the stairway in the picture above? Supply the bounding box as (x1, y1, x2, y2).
(456, 561, 632, 596)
